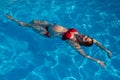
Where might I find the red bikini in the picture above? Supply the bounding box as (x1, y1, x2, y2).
(62, 28, 77, 40)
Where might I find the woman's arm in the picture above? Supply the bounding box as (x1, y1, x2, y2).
(93, 39, 112, 58)
(67, 40, 106, 67)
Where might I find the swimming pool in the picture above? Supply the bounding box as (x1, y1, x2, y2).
(0, 0, 120, 80)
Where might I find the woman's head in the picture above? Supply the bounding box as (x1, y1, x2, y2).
(76, 35, 93, 47)
(82, 36, 93, 46)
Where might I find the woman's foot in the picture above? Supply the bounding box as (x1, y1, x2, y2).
(6, 14, 14, 20)
(6, 14, 27, 26)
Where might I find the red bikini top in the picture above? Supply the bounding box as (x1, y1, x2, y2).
(62, 28, 78, 40)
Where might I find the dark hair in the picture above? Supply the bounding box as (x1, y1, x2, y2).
(82, 38, 93, 47)
(75, 34, 93, 47)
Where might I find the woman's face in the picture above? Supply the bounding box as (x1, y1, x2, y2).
(83, 36, 93, 43)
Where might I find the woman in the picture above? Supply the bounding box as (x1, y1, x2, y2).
(6, 14, 112, 67)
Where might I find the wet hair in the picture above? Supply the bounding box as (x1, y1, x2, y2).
(82, 38, 93, 47)
(75, 34, 93, 47)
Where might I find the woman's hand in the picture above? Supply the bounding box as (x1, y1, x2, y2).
(106, 50, 112, 59)
(97, 60, 106, 68)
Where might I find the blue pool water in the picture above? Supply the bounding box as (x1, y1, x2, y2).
(0, 0, 120, 80)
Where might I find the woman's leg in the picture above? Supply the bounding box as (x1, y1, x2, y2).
(6, 14, 32, 27)
(30, 20, 51, 28)
(6, 14, 48, 37)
